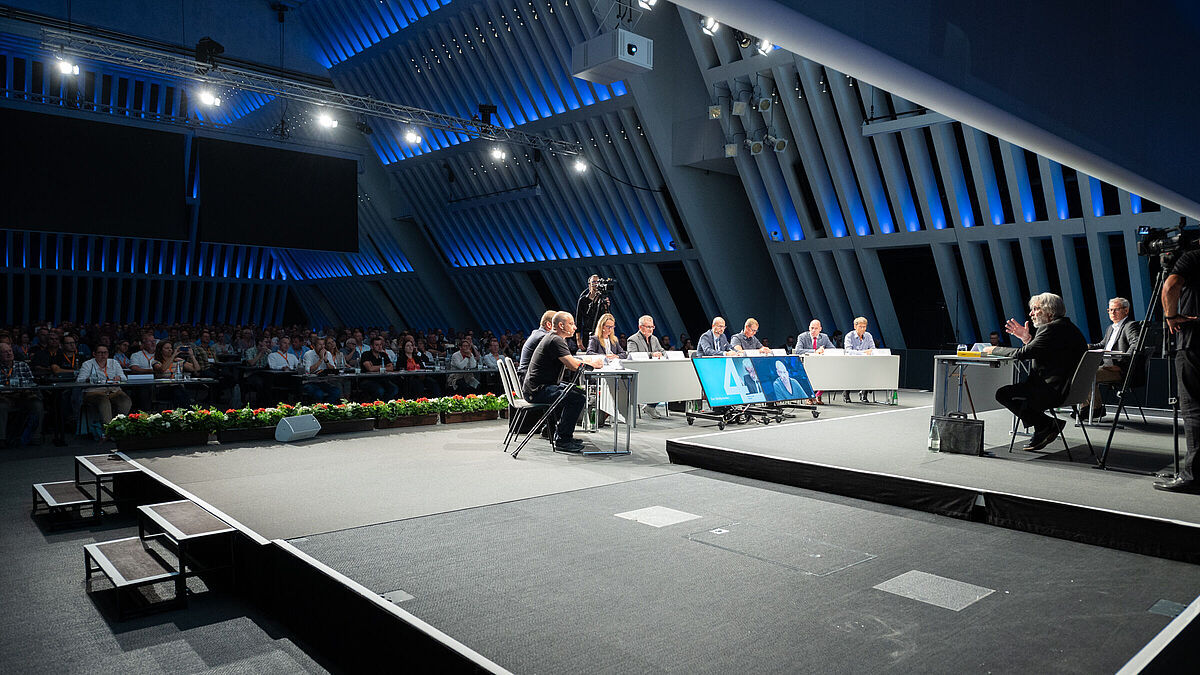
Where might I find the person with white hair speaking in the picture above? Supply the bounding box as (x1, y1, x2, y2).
(984, 292, 1087, 451)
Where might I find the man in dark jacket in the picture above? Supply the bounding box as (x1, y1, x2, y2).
(1083, 297, 1140, 418)
(985, 292, 1087, 451)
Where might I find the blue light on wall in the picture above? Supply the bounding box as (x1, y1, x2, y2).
(1130, 193, 1143, 214)
(1049, 161, 1068, 220)
(1089, 176, 1105, 217)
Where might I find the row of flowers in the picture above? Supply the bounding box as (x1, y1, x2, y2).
(104, 394, 506, 439)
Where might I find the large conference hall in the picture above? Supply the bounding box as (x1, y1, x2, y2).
(1, 1, 1197, 672)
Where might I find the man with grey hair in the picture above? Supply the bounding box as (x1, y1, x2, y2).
(627, 315, 666, 417)
(1082, 297, 1139, 419)
(984, 292, 1087, 451)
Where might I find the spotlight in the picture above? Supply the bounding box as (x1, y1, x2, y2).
(491, 147, 506, 160)
(756, 97, 772, 112)
(637, 0, 657, 9)
(700, 16, 720, 36)
(317, 113, 338, 128)
(57, 60, 79, 76)
(724, 143, 738, 158)
(194, 37, 224, 69)
(478, 103, 498, 126)
(198, 90, 221, 106)
(573, 159, 588, 173)
(732, 100, 748, 116)
(404, 129, 422, 144)
(355, 121, 374, 135)
(765, 134, 788, 152)
(708, 104, 722, 120)
(757, 38, 773, 55)
(745, 138, 764, 155)
(735, 31, 753, 49)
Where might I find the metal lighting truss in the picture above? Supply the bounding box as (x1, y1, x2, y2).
(41, 28, 582, 156)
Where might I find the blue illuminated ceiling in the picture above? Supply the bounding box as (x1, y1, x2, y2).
(301, 0, 455, 68)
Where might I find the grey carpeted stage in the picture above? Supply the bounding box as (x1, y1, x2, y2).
(118, 391, 1199, 673)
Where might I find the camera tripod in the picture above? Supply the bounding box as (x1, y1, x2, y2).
(1097, 261, 1183, 478)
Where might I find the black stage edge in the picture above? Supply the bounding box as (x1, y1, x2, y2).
(124, 456, 509, 674)
(665, 440, 1200, 564)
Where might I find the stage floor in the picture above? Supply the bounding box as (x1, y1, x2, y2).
(128, 392, 1199, 673)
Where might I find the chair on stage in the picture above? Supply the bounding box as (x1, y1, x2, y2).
(1008, 350, 1105, 462)
(497, 357, 549, 454)
(1097, 343, 1151, 425)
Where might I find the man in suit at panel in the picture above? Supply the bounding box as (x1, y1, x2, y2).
(1082, 297, 1140, 419)
(794, 320, 835, 355)
(984, 292, 1087, 451)
(696, 316, 734, 357)
(627, 315, 666, 418)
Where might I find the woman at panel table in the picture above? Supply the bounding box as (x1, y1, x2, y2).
(770, 360, 805, 402)
(586, 313, 627, 428)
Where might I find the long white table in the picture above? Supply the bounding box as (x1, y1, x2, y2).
(619, 358, 704, 405)
(798, 354, 900, 392)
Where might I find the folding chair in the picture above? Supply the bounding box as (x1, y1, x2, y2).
(1008, 351, 1105, 461)
(498, 357, 548, 454)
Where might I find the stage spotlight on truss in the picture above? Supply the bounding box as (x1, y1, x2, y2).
(404, 128, 422, 144)
(637, 0, 657, 9)
(708, 104, 722, 120)
(197, 90, 221, 106)
(745, 138, 764, 155)
(756, 97, 772, 112)
(724, 142, 738, 158)
(765, 134, 788, 152)
(317, 113, 338, 128)
(700, 16, 720, 36)
(573, 159, 588, 173)
(757, 38, 773, 55)
(56, 59, 79, 75)
(491, 146, 506, 160)
(734, 31, 753, 49)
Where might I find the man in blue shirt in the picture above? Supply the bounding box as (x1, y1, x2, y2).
(844, 316, 877, 402)
(696, 317, 734, 356)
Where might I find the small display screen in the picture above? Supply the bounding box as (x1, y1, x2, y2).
(691, 355, 815, 406)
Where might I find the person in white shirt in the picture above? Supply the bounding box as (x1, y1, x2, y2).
(480, 339, 503, 370)
(77, 345, 131, 425)
(300, 339, 340, 403)
(447, 339, 480, 393)
(268, 336, 300, 371)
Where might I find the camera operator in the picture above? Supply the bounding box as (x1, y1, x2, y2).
(1159, 250, 1200, 492)
(575, 275, 612, 351)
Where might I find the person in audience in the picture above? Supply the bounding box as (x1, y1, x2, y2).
(519, 311, 557, 381)
(300, 339, 340, 403)
(129, 332, 157, 375)
(481, 339, 503, 370)
(153, 340, 201, 406)
(360, 336, 400, 400)
(523, 312, 606, 452)
(843, 316, 877, 402)
(587, 313, 627, 361)
(340, 337, 362, 370)
(448, 339, 480, 394)
(113, 339, 131, 368)
(268, 336, 300, 371)
(397, 339, 439, 398)
(989, 331, 1004, 347)
(51, 335, 83, 376)
(730, 318, 772, 355)
(0, 342, 42, 446)
(661, 335, 673, 351)
(1082, 297, 1139, 420)
(235, 329, 256, 355)
(696, 317, 734, 356)
(794, 320, 835, 354)
(244, 336, 271, 367)
(983, 292, 1087, 451)
(30, 334, 61, 377)
(14, 332, 33, 361)
(771, 359, 805, 401)
(76, 344, 131, 430)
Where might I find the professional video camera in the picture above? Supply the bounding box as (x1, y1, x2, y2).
(593, 277, 617, 298)
(1137, 217, 1200, 259)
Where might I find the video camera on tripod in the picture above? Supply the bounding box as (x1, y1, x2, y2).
(593, 277, 617, 299)
(1136, 217, 1200, 261)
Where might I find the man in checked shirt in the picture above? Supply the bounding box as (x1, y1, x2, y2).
(0, 342, 43, 446)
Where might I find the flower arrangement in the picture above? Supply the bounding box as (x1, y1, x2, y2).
(443, 393, 506, 413)
(105, 406, 227, 439)
(376, 397, 442, 421)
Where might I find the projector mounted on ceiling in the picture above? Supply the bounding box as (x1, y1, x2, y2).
(571, 29, 653, 84)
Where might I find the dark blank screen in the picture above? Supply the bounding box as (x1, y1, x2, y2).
(0, 108, 188, 239)
(196, 138, 358, 252)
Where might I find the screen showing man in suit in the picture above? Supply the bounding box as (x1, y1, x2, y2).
(692, 356, 815, 406)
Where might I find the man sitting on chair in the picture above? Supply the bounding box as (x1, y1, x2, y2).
(1082, 297, 1139, 420)
(984, 292, 1087, 451)
(523, 312, 605, 453)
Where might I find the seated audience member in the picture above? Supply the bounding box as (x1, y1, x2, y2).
(1082, 297, 1139, 419)
(518, 311, 557, 381)
(448, 339, 480, 393)
(397, 339, 440, 398)
(76, 344, 131, 430)
(14, 333, 33, 361)
(627, 315, 667, 417)
(481, 339, 503, 370)
(268, 336, 300, 371)
(523, 312, 606, 452)
(152, 340, 201, 406)
(300, 339, 340, 403)
(360, 337, 400, 400)
(661, 335, 673, 350)
(983, 292, 1087, 451)
(341, 338, 362, 369)
(31, 334, 62, 377)
(843, 316, 877, 402)
(730, 318, 773, 355)
(587, 313, 628, 361)
(129, 332, 157, 375)
(696, 317, 734, 356)
(244, 337, 272, 367)
(682, 338, 695, 353)
(794, 320, 835, 354)
(0, 342, 42, 446)
(989, 331, 1004, 347)
(113, 339, 132, 368)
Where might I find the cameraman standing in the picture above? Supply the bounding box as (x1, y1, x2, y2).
(575, 274, 611, 352)
(1160, 249, 1200, 492)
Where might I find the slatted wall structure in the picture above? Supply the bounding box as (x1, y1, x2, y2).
(676, 5, 1171, 347)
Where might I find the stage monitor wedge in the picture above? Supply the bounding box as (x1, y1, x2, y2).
(196, 138, 358, 252)
(0, 108, 189, 240)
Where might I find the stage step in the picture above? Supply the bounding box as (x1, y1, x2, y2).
(84, 536, 185, 619)
(32, 480, 100, 526)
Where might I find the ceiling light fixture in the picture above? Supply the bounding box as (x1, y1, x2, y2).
(198, 90, 221, 106)
(57, 59, 79, 75)
(700, 16, 719, 36)
(404, 128, 422, 144)
(735, 31, 753, 49)
(756, 97, 772, 112)
(491, 147, 506, 160)
(724, 142, 738, 158)
(573, 159, 588, 173)
(708, 104, 722, 120)
(637, 0, 657, 9)
(745, 138, 764, 155)
(765, 134, 788, 152)
(317, 113, 338, 128)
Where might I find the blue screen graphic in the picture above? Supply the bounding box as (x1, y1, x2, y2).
(692, 356, 815, 406)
